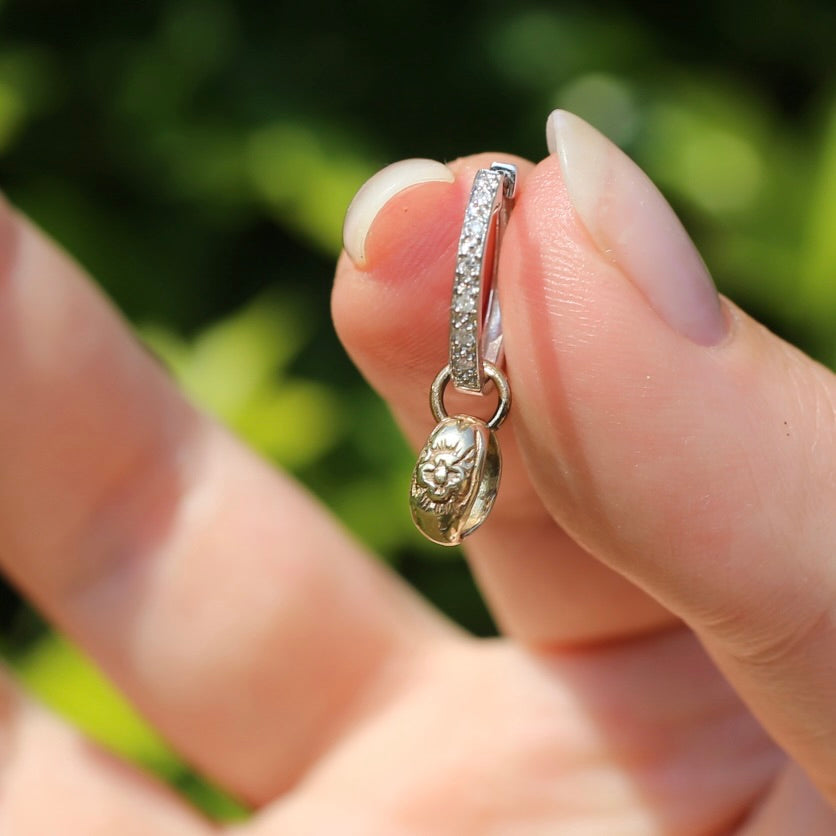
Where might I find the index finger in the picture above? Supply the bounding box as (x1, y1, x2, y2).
(0, 199, 449, 804)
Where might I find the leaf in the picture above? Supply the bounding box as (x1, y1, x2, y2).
(236, 380, 343, 469)
(641, 89, 767, 216)
(247, 121, 376, 254)
(142, 294, 310, 423)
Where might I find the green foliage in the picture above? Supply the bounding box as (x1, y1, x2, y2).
(248, 122, 376, 253)
(142, 293, 344, 470)
(801, 102, 836, 349)
(0, 79, 23, 151)
(142, 291, 430, 554)
(1, 0, 835, 820)
(14, 634, 174, 773)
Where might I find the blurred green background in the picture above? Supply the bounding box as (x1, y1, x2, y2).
(1, 0, 835, 820)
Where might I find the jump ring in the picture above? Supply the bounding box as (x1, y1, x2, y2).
(430, 361, 511, 431)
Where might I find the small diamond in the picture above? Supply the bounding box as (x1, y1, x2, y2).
(459, 234, 481, 255)
(453, 274, 478, 293)
(453, 296, 475, 314)
(472, 176, 491, 194)
(455, 257, 475, 278)
(474, 174, 499, 201)
(453, 282, 477, 301)
(466, 201, 489, 220)
(463, 219, 483, 238)
(454, 281, 476, 296)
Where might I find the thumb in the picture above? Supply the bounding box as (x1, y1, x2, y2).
(508, 111, 836, 802)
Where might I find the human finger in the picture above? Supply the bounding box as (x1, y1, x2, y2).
(0, 670, 211, 834)
(335, 156, 674, 647)
(245, 629, 782, 834)
(0, 200, 450, 804)
(504, 111, 836, 803)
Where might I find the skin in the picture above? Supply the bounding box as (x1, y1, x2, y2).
(0, 151, 834, 834)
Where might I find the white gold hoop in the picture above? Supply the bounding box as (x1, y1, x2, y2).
(449, 162, 517, 394)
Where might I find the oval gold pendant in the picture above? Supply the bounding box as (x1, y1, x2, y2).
(409, 415, 501, 546)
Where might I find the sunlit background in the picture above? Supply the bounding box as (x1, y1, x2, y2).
(1, 0, 835, 819)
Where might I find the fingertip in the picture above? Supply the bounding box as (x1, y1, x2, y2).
(342, 158, 455, 268)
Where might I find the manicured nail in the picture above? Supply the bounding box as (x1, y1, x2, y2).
(343, 159, 455, 268)
(546, 110, 726, 346)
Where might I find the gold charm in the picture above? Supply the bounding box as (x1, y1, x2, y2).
(409, 163, 517, 546)
(410, 357, 512, 546)
(410, 416, 500, 546)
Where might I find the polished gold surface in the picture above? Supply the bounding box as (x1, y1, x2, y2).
(410, 415, 501, 546)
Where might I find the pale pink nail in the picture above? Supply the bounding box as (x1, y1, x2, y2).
(546, 110, 726, 346)
(343, 159, 455, 268)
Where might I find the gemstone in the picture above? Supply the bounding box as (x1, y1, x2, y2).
(449, 169, 504, 393)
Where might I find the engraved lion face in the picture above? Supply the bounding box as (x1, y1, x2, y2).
(416, 439, 476, 503)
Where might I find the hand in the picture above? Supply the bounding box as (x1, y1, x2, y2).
(0, 110, 834, 834)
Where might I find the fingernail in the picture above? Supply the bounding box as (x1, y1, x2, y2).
(343, 159, 455, 268)
(546, 110, 727, 346)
